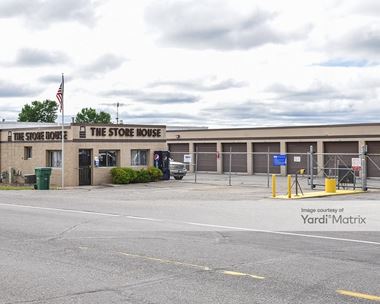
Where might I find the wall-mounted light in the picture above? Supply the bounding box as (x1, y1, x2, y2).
(176, 135, 180, 139)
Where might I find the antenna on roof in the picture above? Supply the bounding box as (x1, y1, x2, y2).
(99, 102, 127, 124)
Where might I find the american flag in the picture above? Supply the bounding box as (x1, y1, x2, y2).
(56, 82, 63, 111)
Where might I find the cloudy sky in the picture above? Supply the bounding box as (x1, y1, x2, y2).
(0, 0, 379, 128)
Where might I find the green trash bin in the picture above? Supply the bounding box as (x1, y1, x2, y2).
(35, 167, 52, 190)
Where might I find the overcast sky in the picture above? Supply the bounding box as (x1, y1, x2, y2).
(0, 0, 379, 128)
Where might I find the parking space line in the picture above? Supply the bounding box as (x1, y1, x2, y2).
(337, 290, 380, 301)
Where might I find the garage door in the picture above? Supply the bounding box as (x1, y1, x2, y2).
(287, 142, 317, 174)
(168, 143, 189, 163)
(195, 143, 217, 172)
(367, 141, 380, 177)
(252, 143, 280, 174)
(222, 143, 247, 173)
(323, 142, 358, 171)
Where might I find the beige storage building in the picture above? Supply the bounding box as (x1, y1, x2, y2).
(167, 123, 380, 177)
(0, 123, 166, 186)
(2, 122, 380, 187)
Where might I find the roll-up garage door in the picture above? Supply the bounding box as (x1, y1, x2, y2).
(286, 142, 317, 174)
(195, 143, 217, 172)
(323, 142, 358, 171)
(168, 143, 189, 163)
(367, 141, 380, 177)
(252, 143, 280, 174)
(222, 143, 247, 173)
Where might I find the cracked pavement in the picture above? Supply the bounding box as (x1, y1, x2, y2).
(0, 181, 379, 303)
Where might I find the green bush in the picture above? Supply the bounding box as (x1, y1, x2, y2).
(111, 167, 137, 184)
(111, 167, 163, 184)
(135, 169, 151, 183)
(147, 166, 163, 181)
(124, 168, 138, 183)
(111, 168, 128, 184)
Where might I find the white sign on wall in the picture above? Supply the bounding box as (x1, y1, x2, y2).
(352, 158, 361, 170)
(294, 156, 301, 163)
(183, 154, 192, 163)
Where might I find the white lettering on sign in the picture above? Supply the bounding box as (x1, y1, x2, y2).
(183, 154, 192, 163)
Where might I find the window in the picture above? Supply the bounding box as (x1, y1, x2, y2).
(99, 150, 118, 167)
(24, 147, 32, 159)
(47, 150, 62, 167)
(131, 150, 148, 166)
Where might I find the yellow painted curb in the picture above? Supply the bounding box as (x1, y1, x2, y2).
(274, 190, 365, 199)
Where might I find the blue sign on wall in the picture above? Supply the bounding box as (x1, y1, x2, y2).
(273, 154, 287, 166)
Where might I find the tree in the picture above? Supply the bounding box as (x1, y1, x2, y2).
(18, 100, 58, 122)
(75, 107, 111, 123)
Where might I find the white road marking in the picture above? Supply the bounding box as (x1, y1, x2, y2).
(125, 215, 163, 222)
(184, 221, 380, 245)
(0, 203, 379, 246)
(0, 203, 120, 217)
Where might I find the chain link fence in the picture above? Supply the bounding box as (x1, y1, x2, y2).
(169, 146, 380, 190)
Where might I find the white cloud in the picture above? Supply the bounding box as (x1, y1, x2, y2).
(0, 80, 41, 97)
(77, 54, 127, 77)
(145, 0, 310, 50)
(149, 77, 248, 91)
(0, 0, 379, 127)
(7, 48, 69, 67)
(0, 0, 98, 28)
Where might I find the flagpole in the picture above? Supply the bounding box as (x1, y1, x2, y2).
(61, 73, 65, 190)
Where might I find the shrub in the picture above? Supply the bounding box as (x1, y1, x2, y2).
(111, 167, 137, 184)
(135, 169, 151, 183)
(147, 166, 163, 181)
(111, 167, 162, 184)
(111, 168, 128, 184)
(123, 168, 138, 183)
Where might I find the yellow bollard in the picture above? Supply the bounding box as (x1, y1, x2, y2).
(272, 175, 276, 198)
(287, 175, 292, 198)
(325, 178, 336, 193)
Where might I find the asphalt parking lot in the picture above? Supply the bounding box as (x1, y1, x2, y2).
(0, 176, 379, 303)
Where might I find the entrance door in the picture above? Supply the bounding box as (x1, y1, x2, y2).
(79, 149, 92, 185)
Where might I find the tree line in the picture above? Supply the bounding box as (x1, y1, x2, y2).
(18, 100, 112, 123)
